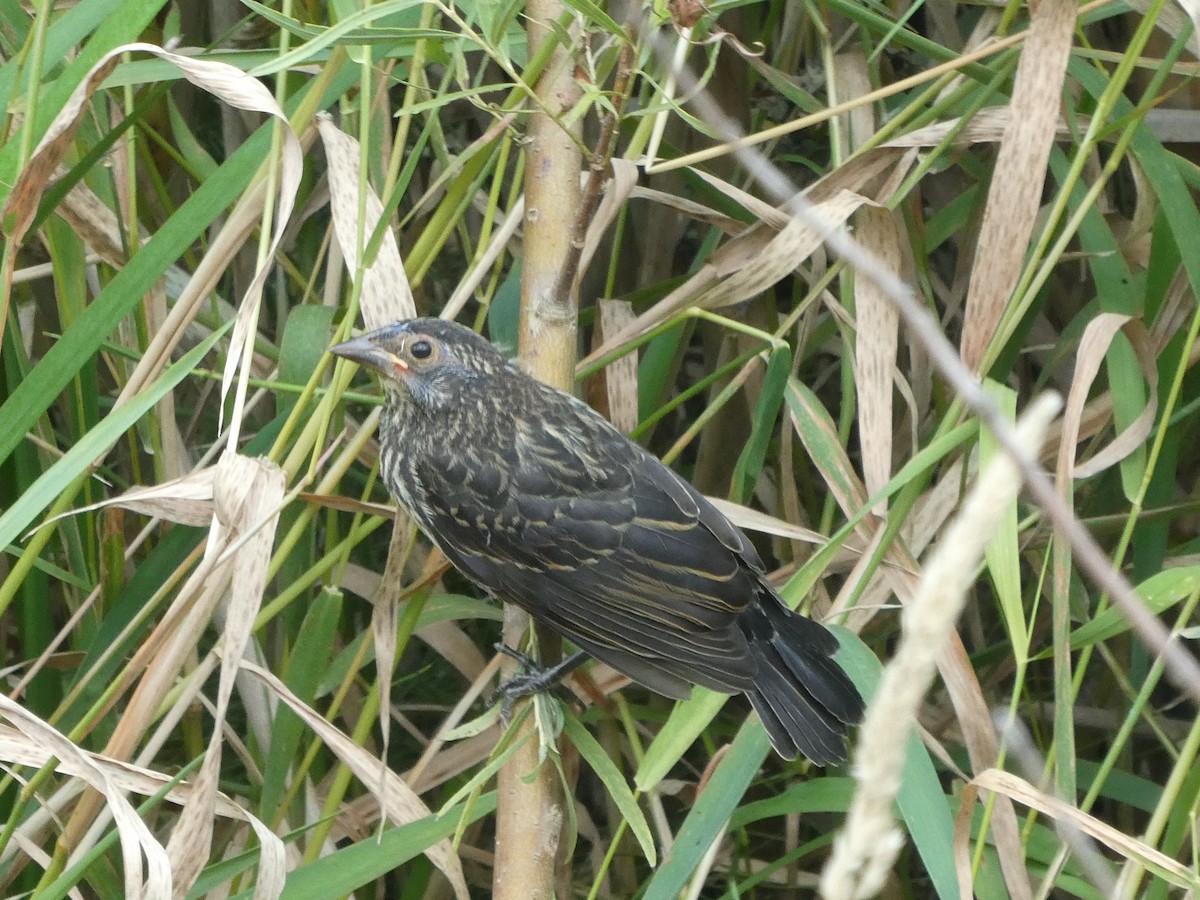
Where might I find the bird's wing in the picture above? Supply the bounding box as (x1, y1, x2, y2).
(412, 411, 763, 695)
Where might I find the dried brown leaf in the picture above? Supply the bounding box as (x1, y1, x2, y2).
(707, 496, 839, 548)
(953, 782, 980, 900)
(853, 207, 903, 511)
(597, 300, 639, 435)
(960, 0, 1078, 371)
(3, 57, 120, 245)
(579, 160, 639, 277)
(0, 724, 285, 898)
(584, 190, 870, 365)
(317, 113, 416, 329)
(832, 51, 875, 156)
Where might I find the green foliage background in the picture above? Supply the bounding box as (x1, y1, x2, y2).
(0, 0, 1198, 897)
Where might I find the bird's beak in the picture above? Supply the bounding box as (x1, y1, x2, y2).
(329, 333, 406, 376)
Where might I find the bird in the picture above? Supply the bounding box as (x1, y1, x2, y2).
(329, 318, 864, 763)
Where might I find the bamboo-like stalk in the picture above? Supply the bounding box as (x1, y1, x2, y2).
(493, 0, 583, 897)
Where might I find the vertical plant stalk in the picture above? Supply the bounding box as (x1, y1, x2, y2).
(494, 1, 583, 898)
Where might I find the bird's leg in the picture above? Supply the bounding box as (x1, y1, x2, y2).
(492, 644, 588, 721)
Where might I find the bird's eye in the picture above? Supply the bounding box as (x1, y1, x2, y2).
(409, 338, 436, 361)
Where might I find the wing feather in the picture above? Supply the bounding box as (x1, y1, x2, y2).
(410, 407, 765, 695)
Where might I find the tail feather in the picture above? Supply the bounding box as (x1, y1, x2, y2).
(770, 614, 863, 724)
(740, 595, 864, 764)
(748, 663, 850, 764)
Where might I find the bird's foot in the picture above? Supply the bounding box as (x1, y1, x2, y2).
(491, 644, 587, 723)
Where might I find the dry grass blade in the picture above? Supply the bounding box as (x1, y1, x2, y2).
(973, 768, 1200, 891)
(0, 724, 286, 898)
(952, 782, 981, 900)
(853, 207, 903, 512)
(585, 190, 870, 362)
(56, 174, 129, 269)
(40, 468, 217, 529)
(832, 51, 875, 156)
(579, 160, 640, 279)
(960, 0, 1078, 370)
(177, 53, 304, 444)
(0, 727, 233, 821)
(596, 300, 639, 434)
(707, 495, 862, 552)
(319, 110, 420, 796)
(882, 107, 1072, 148)
(2, 56, 119, 248)
(318, 113, 416, 328)
(370, 520, 418, 790)
(693, 191, 869, 310)
(63, 461, 279, 861)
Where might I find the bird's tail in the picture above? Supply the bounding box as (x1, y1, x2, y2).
(740, 595, 863, 764)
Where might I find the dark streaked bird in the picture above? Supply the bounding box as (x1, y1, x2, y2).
(330, 318, 863, 763)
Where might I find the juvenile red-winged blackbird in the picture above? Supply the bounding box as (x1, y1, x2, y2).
(330, 319, 863, 763)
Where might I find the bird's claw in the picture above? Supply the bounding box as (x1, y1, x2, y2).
(490, 643, 587, 721)
(493, 642, 540, 673)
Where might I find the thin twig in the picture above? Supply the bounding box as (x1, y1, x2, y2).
(553, 35, 637, 305)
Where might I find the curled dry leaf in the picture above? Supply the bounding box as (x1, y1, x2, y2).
(627, 185, 749, 235)
(0, 723, 285, 899)
(39, 467, 217, 530)
(167, 454, 287, 898)
(299, 492, 395, 519)
(240, 660, 471, 900)
(3, 57, 120, 246)
(4, 41, 304, 451)
(0, 697, 172, 900)
(1059, 314, 1158, 481)
(579, 159, 640, 278)
(584, 190, 871, 365)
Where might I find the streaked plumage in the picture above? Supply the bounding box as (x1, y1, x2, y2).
(330, 318, 863, 763)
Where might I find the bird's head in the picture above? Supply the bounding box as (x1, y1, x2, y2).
(329, 318, 510, 414)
